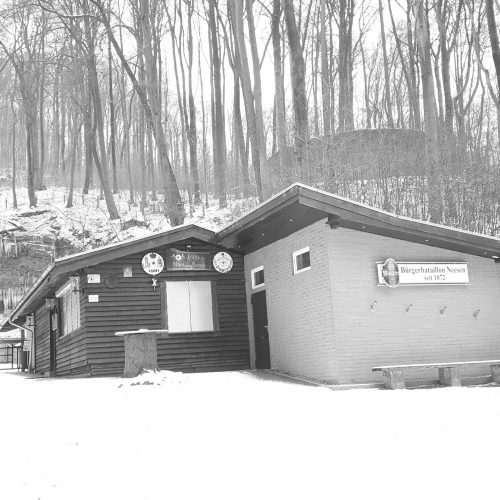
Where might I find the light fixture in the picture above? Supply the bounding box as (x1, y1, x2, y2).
(406, 304, 413, 313)
(474, 308, 480, 319)
(45, 298, 57, 311)
(370, 300, 377, 312)
(440, 306, 447, 317)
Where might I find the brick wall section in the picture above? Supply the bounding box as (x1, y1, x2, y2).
(328, 227, 500, 384)
(244, 220, 338, 380)
(245, 218, 500, 385)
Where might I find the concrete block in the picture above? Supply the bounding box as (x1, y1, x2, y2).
(490, 364, 500, 384)
(438, 366, 461, 387)
(382, 369, 405, 389)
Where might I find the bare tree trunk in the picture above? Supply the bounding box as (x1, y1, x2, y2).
(108, 37, 118, 194)
(338, 0, 355, 131)
(320, 0, 331, 135)
(208, 0, 227, 208)
(486, 0, 500, 146)
(379, 0, 394, 128)
(272, 0, 288, 171)
(230, 0, 263, 201)
(283, 0, 309, 168)
(413, 0, 442, 222)
(246, 0, 269, 193)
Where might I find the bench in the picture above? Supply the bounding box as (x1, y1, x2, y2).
(372, 360, 500, 389)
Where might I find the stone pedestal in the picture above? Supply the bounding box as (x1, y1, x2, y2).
(382, 369, 405, 389)
(115, 329, 164, 377)
(438, 366, 461, 387)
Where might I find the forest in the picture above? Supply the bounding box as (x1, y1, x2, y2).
(0, 0, 500, 235)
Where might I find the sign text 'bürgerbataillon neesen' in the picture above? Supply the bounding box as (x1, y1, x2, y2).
(376, 258, 469, 287)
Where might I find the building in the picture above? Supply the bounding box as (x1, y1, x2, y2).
(3, 184, 500, 385)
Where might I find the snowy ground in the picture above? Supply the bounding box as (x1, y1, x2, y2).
(0, 186, 259, 253)
(0, 368, 499, 500)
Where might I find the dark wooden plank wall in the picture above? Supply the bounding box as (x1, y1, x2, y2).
(83, 240, 249, 376)
(33, 283, 89, 376)
(34, 304, 50, 373)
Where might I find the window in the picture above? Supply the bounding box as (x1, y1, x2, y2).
(56, 277, 81, 336)
(251, 266, 265, 289)
(164, 281, 215, 333)
(293, 247, 311, 274)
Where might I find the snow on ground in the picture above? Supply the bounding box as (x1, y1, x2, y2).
(0, 186, 260, 253)
(0, 368, 499, 500)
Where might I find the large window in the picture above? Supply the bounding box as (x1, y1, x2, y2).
(56, 277, 81, 337)
(164, 281, 215, 333)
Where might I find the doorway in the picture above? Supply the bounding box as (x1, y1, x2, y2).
(251, 290, 270, 369)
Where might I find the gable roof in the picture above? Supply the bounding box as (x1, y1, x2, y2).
(3, 224, 217, 327)
(4, 183, 500, 330)
(217, 183, 500, 259)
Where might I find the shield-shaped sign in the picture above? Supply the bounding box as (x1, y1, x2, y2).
(381, 258, 399, 287)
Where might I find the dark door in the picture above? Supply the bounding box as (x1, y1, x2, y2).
(251, 291, 270, 369)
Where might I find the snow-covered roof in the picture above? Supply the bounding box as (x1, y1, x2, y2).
(218, 183, 500, 257)
(4, 183, 500, 328)
(3, 224, 217, 325)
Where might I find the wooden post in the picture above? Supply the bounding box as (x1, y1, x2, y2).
(382, 369, 405, 389)
(438, 367, 461, 386)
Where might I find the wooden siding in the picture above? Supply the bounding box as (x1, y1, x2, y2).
(34, 304, 50, 373)
(33, 280, 89, 376)
(83, 240, 249, 376)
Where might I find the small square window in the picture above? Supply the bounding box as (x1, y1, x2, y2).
(251, 266, 265, 289)
(293, 247, 311, 274)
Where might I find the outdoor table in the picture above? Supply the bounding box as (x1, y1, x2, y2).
(115, 329, 167, 377)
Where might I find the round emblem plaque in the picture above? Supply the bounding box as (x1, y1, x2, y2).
(213, 252, 233, 274)
(381, 258, 399, 288)
(141, 252, 165, 276)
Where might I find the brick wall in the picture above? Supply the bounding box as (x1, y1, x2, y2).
(328, 227, 500, 383)
(244, 218, 500, 385)
(244, 220, 338, 381)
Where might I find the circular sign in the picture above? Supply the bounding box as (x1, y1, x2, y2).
(381, 258, 399, 288)
(213, 252, 233, 274)
(142, 252, 165, 276)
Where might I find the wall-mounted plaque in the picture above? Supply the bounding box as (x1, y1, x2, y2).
(376, 260, 469, 287)
(213, 252, 233, 274)
(165, 248, 211, 271)
(87, 274, 101, 284)
(142, 253, 165, 275)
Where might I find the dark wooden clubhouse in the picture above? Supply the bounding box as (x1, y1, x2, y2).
(3, 225, 249, 376)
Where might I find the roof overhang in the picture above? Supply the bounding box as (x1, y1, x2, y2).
(217, 184, 500, 259)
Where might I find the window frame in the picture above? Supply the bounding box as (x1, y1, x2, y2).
(55, 277, 81, 337)
(161, 280, 218, 334)
(250, 266, 265, 290)
(292, 246, 311, 275)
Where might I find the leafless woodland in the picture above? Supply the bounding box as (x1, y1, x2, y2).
(0, 0, 500, 234)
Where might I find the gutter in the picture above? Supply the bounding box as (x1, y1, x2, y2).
(8, 316, 34, 372)
(8, 263, 55, 322)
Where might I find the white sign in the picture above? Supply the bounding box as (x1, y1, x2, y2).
(87, 274, 101, 284)
(142, 253, 165, 276)
(88, 294, 99, 303)
(213, 252, 233, 274)
(377, 260, 469, 287)
(23, 341, 31, 352)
